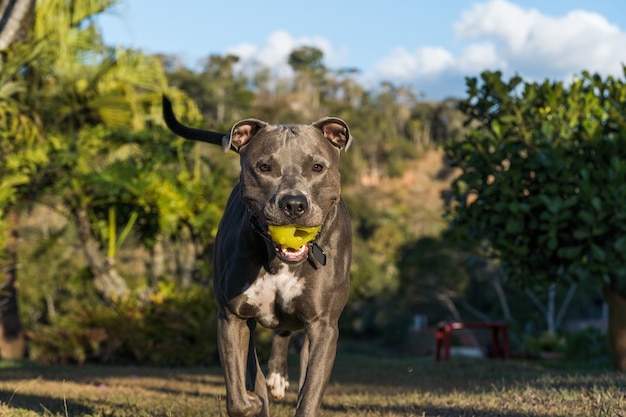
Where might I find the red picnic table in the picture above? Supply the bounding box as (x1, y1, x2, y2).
(435, 321, 510, 361)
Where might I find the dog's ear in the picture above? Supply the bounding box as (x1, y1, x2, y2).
(313, 117, 354, 151)
(223, 119, 269, 152)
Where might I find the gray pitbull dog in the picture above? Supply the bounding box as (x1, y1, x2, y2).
(162, 96, 353, 417)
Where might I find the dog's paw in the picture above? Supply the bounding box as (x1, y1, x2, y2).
(266, 372, 290, 400)
(228, 392, 263, 416)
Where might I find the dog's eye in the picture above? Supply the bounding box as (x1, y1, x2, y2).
(312, 163, 324, 173)
(258, 163, 271, 173)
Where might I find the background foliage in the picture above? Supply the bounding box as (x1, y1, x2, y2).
(445, 70, 626, 291)
(0, 0, 618, 365)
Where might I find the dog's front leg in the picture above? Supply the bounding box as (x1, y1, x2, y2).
(267, 330, 291, 400)
(295, 321, 339, 417)
(218, 311, 267, 417)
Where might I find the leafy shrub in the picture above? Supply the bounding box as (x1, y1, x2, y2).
(523, 331, 566, 354)
(27, 282, 218, 365)
(565, 327, 607, 360)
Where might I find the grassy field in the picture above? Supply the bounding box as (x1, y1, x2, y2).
(0, 353, 624, 417)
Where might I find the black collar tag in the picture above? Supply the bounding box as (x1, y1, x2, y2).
(310, 243, 327, 266)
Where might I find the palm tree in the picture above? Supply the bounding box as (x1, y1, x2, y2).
(0, 0, 34, 50)
(26, 0, 171, 301)
(1, 0, 178, 308)
(0, 0, 38, 359)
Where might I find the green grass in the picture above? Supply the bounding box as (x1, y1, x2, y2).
(0, 354, 624, 416)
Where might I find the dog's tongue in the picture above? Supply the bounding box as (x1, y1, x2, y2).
(276, 245, 309, 262)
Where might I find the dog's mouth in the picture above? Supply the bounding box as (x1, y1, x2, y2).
(275, 244, 309, 263)
(266, 224, 320, 264)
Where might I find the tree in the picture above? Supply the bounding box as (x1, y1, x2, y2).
(25, 0, 166, 301)
(445, 69, 626, 369)
(0, 0, 39, 360)
(288, 46, 324, 72)
(165, 53, 253, 128)
(287, 46, 327, 119)
(0, 0, 34, 49)
(0, 0, 204, 306)
(396, 237, 469, 320)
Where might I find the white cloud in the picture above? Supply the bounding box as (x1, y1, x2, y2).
(453, 0, 626, 78)
(454, 0, 542, 53)
(456, 42, 507, 73)
(223, 1, 626, 99)
(372, 46, 455, 81)
(367, 0, 626, 97)
(228, 30, 337, 79)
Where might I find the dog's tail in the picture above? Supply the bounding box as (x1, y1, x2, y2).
(162, 95, 228, 149)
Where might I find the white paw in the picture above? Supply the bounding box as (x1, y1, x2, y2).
(266, 372, 290, 400)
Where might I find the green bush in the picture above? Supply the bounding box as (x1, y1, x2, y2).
(565, 327, 607, 360)
(523, 331, 566, 354)
(28, 282, 218, 365)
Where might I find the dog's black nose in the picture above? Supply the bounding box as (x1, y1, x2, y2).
(279, 194, 308, 219)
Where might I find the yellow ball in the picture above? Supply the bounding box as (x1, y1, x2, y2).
(267, 225, 320, 250)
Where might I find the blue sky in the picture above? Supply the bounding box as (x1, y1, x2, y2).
(97, 0, 626, 99)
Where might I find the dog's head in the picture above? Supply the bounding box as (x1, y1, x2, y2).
(231, 118, 352, 263)
(232, 118, 351, 216)
(162, 95, 353, 263)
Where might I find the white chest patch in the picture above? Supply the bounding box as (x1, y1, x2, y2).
(242, 265, 304, 327)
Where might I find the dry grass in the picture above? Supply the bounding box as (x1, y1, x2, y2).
(0, 354, 624, 417)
